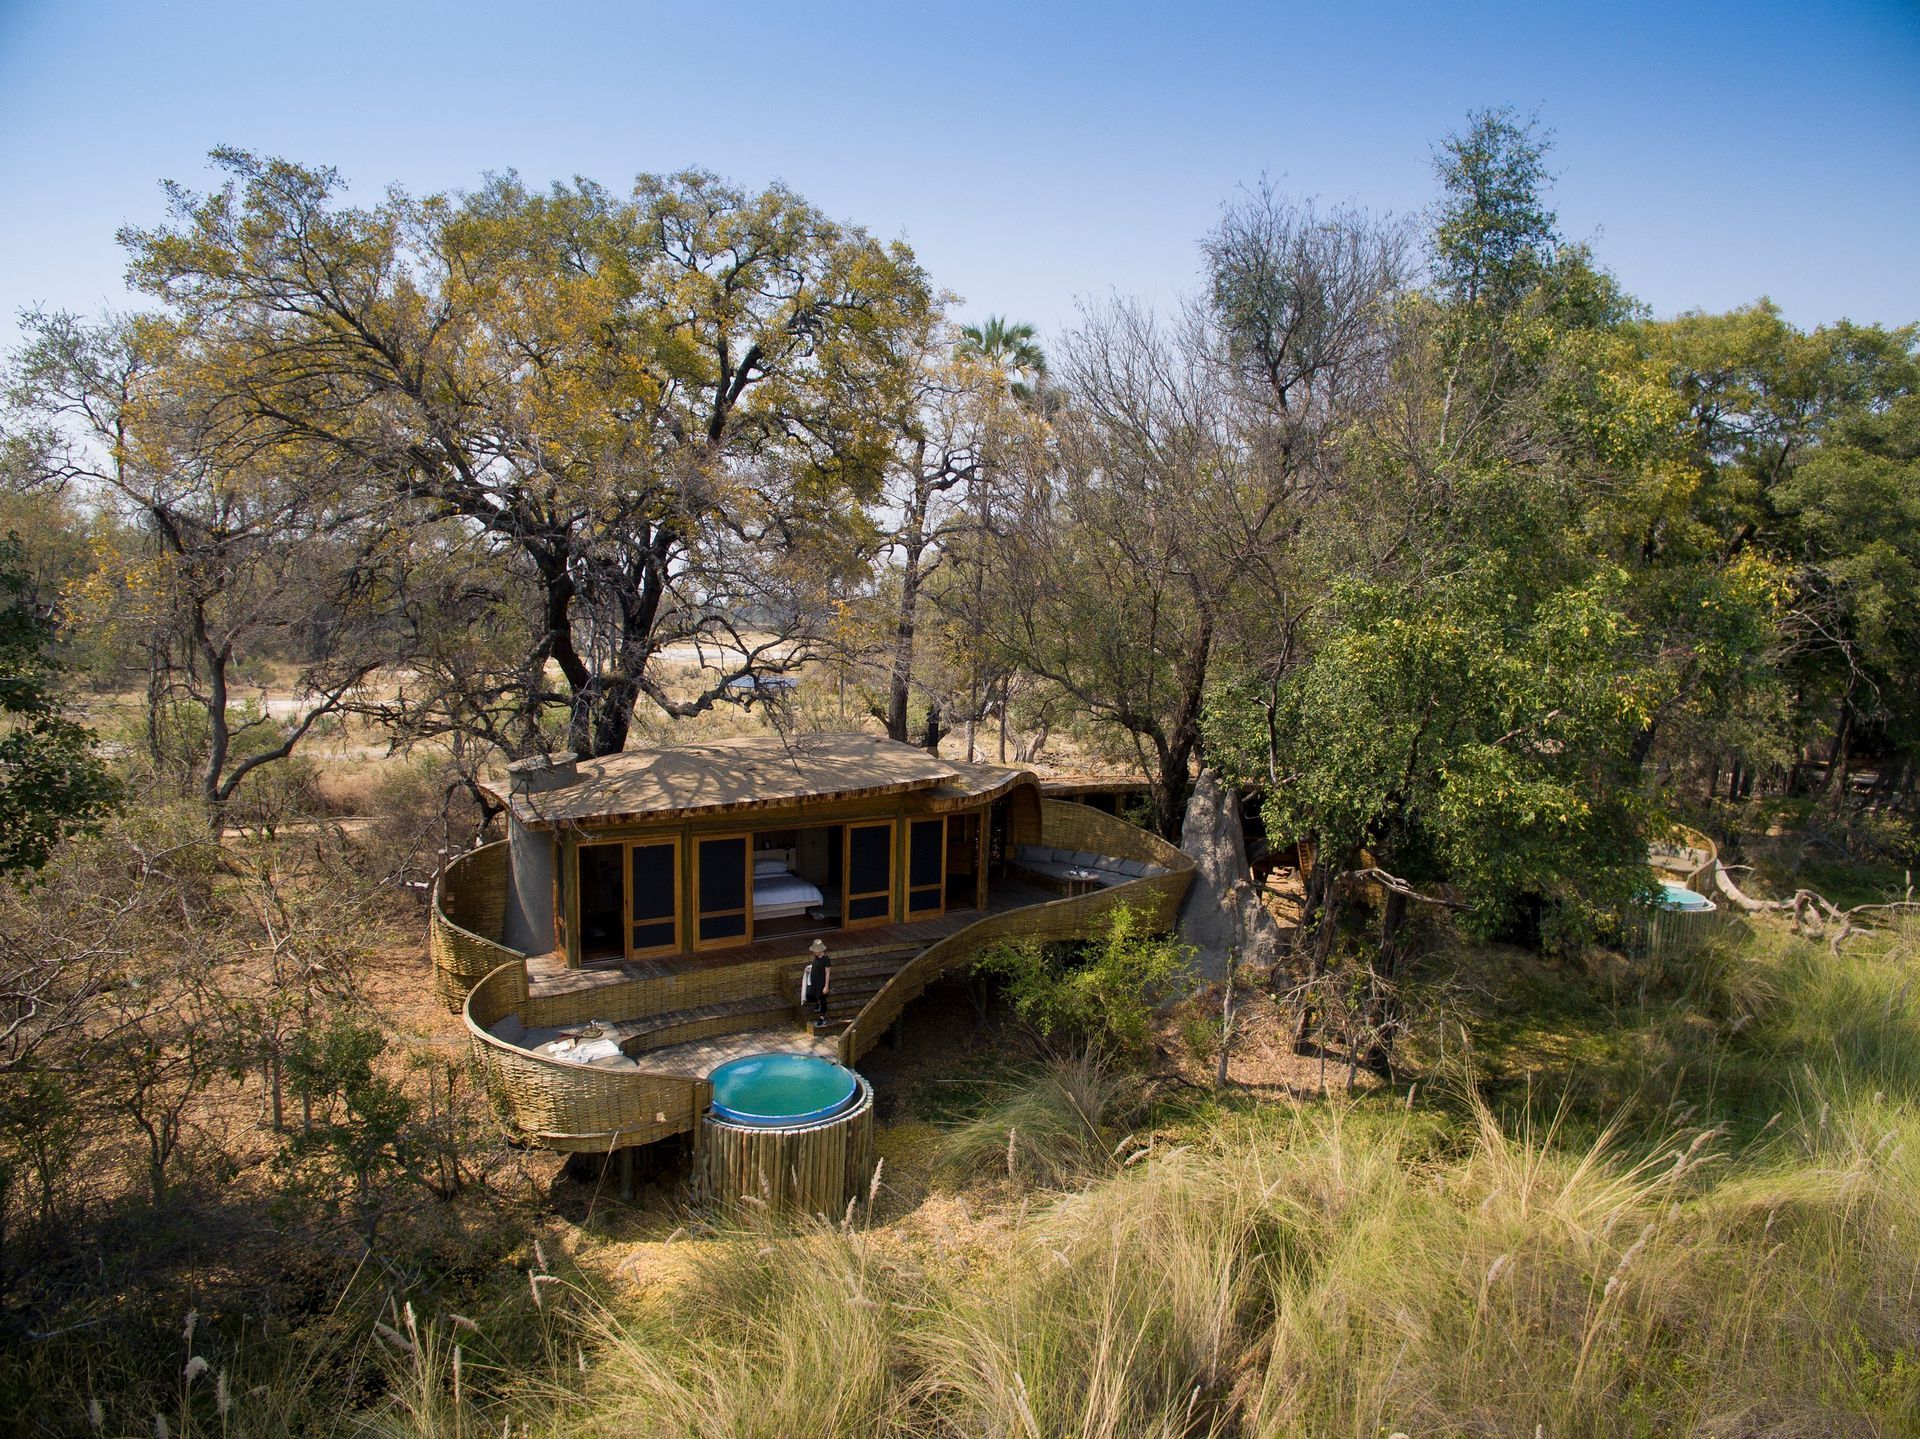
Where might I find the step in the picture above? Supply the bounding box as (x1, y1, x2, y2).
(779, 956, 911, 1002)
(616, 995, 794, 1054)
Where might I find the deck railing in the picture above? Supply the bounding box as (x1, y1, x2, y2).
(1649, 823, 1719, 888)
(430, 841, 526, 1012)
(837, 800, 1195, 1063)
(464, 959, 706, 1154)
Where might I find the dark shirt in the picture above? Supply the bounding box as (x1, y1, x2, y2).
(802, 956, 831, 1002)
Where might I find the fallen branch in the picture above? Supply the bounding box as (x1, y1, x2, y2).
(1338, 868, 1469, 911)
(1708, 861, 1918, 954)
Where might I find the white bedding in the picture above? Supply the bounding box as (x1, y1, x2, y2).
(753, 869, 825, 918)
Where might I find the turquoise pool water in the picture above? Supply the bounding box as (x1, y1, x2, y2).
(1657, 880, 1716, 913)
(708, 1053, 859, 1128)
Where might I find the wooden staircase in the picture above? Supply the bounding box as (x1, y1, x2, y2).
(778, 947, 917, 1020)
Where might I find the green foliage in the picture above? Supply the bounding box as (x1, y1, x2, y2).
(1432, 105, 1558, 312)
(1212, 558, 1659, 941)
(972, 906, 1191, 1053)
(281, 1017, 423, 1242)
(0, 534, 119, 874)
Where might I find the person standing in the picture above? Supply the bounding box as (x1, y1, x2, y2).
(802, 938, 832, 1026)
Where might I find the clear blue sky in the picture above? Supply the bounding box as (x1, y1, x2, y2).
(2, 0, 1916, 354)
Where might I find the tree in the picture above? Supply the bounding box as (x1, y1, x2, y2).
(282, 1016, 422, 1246)
(1431, 106, 1557, 314)
(1639, 305, 1920, 799)
(988, 184, 1404, 835)
(988, 301, 1247, 834)
(7, 312, 397, 819)
(868, 321, 1042, 752)
(0, 532, 118, 871)
(959, 315, 1048, 398)
(121, 153, 934, 758)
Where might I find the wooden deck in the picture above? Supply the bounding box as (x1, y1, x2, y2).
(637, 1025, 841, 1078)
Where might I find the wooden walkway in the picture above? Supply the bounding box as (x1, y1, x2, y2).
(637, 1026, 840, 1078)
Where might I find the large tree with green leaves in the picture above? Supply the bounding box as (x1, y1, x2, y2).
(120, 153, 934, 759)
(1638, 304, 1920, 798)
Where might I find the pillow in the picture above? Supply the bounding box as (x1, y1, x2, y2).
(754, 856, 790, 876)
(490, 1014, 527, 1046)
(1112, 858, 1149, 878)
(1069, 851, 1101, 868)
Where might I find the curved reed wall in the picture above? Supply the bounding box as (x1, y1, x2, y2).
(837, 799, 1194, 1063)
(464, 961, 706, 1154)
(430, 842, 525, 1012)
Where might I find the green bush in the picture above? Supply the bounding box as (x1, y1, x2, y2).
(972, 905, 1191, 1055)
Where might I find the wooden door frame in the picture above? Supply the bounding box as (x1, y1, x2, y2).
(624, 834, 683, 960)
(842, 818, 897, 930)
(692, 831, 753, 952)
(906, 815, 947, 919)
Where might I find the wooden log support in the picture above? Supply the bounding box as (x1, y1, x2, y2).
(696, 1075, 874, 1218)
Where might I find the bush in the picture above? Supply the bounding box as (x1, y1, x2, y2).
(972, 906, 1191, 1055)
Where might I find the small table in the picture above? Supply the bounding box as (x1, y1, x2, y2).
(1058, 867, 1104, 897)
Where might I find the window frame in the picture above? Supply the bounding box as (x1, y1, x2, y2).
(693, 831, 754, 952)
(842, 819, 897, 930)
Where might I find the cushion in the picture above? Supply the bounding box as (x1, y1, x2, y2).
(1141, 864, 1165, 878)
(490, 1014, 527, 1046)
(1112, 858, 1149, 878)
(1069, 851, 1101, 868)
(754, 857, 790, 876)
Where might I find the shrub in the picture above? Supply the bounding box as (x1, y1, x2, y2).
(972, 906, 1191, 1055)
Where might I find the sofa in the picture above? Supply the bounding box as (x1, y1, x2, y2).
(1008, 843, 1166, 890)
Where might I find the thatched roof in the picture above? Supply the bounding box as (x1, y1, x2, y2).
(490, 732, 1031, 830)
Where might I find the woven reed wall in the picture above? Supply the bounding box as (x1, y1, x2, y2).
(430, 843, 527, 1012)
(696, 1076, 875, 1216)
(839, 800, 1194, 1063)
(464, 961, 702, 1154)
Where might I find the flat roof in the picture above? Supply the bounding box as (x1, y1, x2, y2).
(492, 732, 1027, 829)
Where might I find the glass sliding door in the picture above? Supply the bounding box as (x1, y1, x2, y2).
(694, 833, 750, 950)
(906, 817, 945, 917)
(843, 820, 895, 928)
(627, 838, 680, 957)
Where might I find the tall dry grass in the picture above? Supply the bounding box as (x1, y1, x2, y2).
(140, 918, 1920, 1438)
(517, 921, 1916, 1438)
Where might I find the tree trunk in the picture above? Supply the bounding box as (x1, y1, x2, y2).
(996, 675, 1010, 764)
(1822, 699, 1853, 800)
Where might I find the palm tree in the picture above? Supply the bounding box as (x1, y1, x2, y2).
(958, 315, 1047, 399)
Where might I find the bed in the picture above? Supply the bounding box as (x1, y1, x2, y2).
(752, 848, 827, 920)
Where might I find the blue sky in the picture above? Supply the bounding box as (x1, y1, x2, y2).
(2, 0, 1916, 353)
